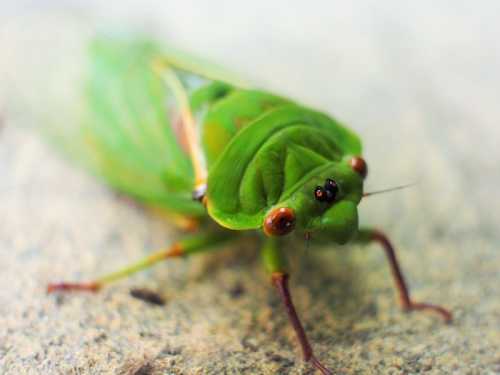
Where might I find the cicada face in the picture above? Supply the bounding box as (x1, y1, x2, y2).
(262, 156, 366, 244)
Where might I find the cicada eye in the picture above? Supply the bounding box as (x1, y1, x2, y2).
(263, 207, 296, 236)
(314, 186, 327, 202)
(324, 178, 338, 192)
(323, 178, 338, 203)
(350, 157, 368, 179)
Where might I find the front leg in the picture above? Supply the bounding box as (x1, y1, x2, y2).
(357, 229, 452, 323)
(262, 238, 333, 375)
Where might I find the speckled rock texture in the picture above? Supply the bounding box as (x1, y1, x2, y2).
(1, 3, 499, 374)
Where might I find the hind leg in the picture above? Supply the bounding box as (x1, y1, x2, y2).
(47, 231, 233, 293)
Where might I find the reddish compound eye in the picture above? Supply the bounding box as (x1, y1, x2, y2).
(350, 157, 368, 179)
(263, 207, 296, 236)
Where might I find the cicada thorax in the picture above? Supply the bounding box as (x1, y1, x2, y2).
(194, 88, 292, 167)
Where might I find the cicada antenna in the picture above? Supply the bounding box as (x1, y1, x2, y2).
(363, 182, 418, 198)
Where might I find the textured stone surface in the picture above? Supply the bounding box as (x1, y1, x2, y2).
(1, 3, 499, 374)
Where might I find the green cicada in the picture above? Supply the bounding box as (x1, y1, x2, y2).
(47, 35, 452, 374)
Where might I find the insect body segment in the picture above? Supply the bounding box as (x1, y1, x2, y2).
(200, 90, 291, 167)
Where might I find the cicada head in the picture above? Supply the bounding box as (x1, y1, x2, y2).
(205, 105, 366, 241)
(262, 156, 366, 244)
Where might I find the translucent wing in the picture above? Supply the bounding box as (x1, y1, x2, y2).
(3, 32, 246, 216)
(80, 36, 207, 215)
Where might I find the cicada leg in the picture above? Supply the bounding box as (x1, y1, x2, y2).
(262, 238, 333, 375)
(47, 231, 233, 293)
(357, 229, 452, 323)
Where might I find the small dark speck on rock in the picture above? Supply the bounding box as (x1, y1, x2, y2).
(94, 332, 107, 343)
(228, 282, 245, 299)
(119, 361, 154, 375)
(158, 344, 183, 357)
(132, 363, 154, 375)
(54, 294, 65, 306)
(241, 336, 258, 351)
(139, 331, 159, 339)
(360, 302, 378, 317)
(130, 288, 165, 306)
(265, 352, 294, 368)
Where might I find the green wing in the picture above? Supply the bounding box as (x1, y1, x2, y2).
(206, 104, 362, 229)
(79, 36, 209, 216)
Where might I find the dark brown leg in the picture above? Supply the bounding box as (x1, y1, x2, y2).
(361, 229, 452, 323)
(272, 272, 333, 375)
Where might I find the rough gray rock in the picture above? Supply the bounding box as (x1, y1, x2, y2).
(1, 3, 499, 374)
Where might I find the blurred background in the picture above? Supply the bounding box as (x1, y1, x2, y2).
(1, 1, 499, 374)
